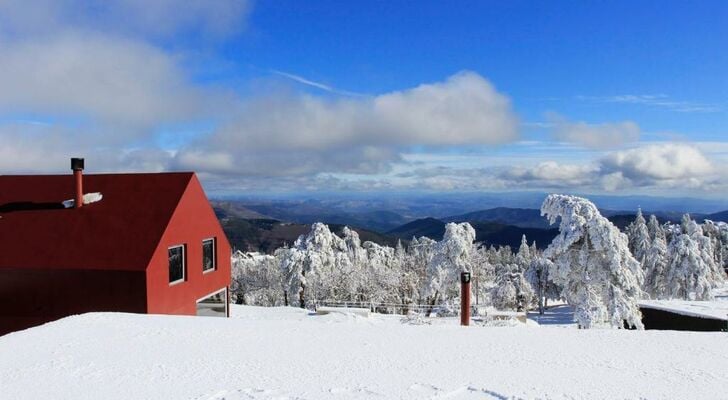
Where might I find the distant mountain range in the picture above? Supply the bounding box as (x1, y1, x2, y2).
(387, 217, 559, 249)
(444, 207, 552, 229)
(219, 192, 728, 217)
(213, 205, 399, 252)
(705, 210, 728, 222)
(235, 202, 409, 232)
(211, 199, 728, 253)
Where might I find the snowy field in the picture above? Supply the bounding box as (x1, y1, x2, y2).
(1, 306, 728, 400)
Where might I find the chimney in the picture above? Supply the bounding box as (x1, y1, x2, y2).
(71, 158, 84, 208)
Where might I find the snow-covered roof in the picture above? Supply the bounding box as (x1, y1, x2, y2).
(638, 300, 728, 321)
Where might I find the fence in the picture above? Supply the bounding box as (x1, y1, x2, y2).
(316, 300, 492, 316)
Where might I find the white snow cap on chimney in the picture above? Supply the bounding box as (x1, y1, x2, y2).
(62, 192, 103, 209)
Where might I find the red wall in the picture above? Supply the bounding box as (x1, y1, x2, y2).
(0, 268, 146, 336)
(0, 173, 231, 336)
(145, 175, 231, 315)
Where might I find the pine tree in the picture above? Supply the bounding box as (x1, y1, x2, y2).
(515, 234, 532, 271)
(626, 208, 651, 268)
(646, 214, 661, 241)
(664, 215, 714, 300)
(701, 220, 728, 281)
(643, 223, 669, 299)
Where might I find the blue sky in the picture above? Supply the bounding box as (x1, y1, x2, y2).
(0, 1, 726, 197)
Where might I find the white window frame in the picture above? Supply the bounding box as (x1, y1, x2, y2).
(168, 244, 186, 285)
(202, 237, 216, 274)
(196, 287, 228, 317)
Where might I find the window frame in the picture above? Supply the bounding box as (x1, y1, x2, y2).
(202, 237, 217, 274)
(168, 244, 187, 285)
(195, 287, 228, 317)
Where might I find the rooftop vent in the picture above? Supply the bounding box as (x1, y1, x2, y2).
(71, 158, 84, 208)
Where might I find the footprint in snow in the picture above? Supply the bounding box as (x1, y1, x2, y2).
(409, 383, 513, 400)
(201, 388, 308, 400)
(329, 387, 384, 397)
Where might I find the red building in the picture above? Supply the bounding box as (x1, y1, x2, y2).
(0, 159, 231, 336)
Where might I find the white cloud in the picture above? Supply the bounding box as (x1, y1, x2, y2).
(0, 122, 174, 173)
(373, 71, 518, 146)
(174, 71, 520, 177)
(387, 143, 726, 194)
(0, 0, 250, 40)
(0, 0, 243, 175)
(502, 162, 598, 187)
(0, 1, 723, 197)
(599, 143, 716, 185)
(550, 115, 640, 149)
(0, 34, 211, 130)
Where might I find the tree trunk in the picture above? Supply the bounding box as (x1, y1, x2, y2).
(299, 270, 306, 309)
(283, 290, 289, 307)
(538, 281, 544, 315)
(425, 291, 439, 317)
(299, 283, 306, 309)
(475, 275, 479, 306)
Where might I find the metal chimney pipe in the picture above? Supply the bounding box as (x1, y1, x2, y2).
(71, 158, 84, 208)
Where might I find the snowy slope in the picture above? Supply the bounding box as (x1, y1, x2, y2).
(1, 306, 728, 400)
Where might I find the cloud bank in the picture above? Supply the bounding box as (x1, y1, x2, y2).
(172, 71, 520, 177)
(549, 114, 641, 149)
(396, 143, 725, 194)
(0, 1, 723, 197)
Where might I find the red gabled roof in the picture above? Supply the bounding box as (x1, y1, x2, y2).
(0, 172, 194, 271)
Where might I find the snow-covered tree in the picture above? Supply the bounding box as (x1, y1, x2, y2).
(492, 263, 534, 311)
(541, 194, 644, 329)
(515, 234, 533, 271)
(362, 241, 399, 304)
(395, 240, 421, 311)
(283, 223, 346, 308)
(702, 220, 728, 276)
(424, 223, 476, 313)
(340, 227, 369, 300)
(524, 256, 560, 314)
(276, 245, 305, 307)
(643, 223, 669, 299)
(626, 208, 651, 267)
(646, 214, 663, 241)
(664, 215, 719, 300)
(470, 244, 496, 308)
(231, 251, 284, 306)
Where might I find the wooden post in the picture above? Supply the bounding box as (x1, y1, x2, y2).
(461, 272, 471, 326)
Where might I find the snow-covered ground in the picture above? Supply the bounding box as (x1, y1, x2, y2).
(2, 306, 728, 400)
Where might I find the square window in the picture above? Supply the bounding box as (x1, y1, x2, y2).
(168, 245, 186, 284)
(202, 238, 216, 273)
